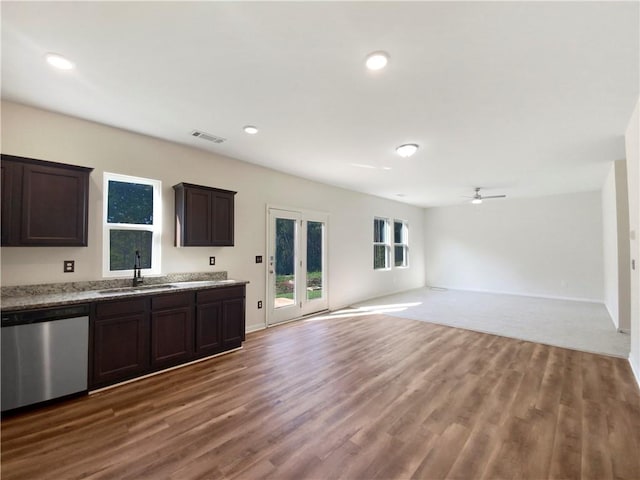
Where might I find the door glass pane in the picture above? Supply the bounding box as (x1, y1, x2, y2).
(306, 221, 323, 300)
(109, 230, 152, 270)
(275, 218, 296, 309)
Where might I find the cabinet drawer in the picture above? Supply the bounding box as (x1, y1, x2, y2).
(96, 298, 147, 318)
(151, 292, 192, 311)
(197, 286, 245, 304)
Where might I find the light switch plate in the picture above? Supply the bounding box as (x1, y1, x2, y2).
(63, 260, 75, 273)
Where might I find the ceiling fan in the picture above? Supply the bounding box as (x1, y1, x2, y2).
(465, 187, 507, 204)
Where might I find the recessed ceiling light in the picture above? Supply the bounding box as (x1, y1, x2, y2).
(45, 53, 74, 70)
(395, 144, 419, 158)
(365, 51, 389, 71)
(243, 125, 259, 135)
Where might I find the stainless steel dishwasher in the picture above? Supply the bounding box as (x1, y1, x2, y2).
(1, 304, 90, 412)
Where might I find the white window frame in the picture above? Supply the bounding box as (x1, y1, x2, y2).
(393, 219, 409, 268)
(373, 217, 391, 270)
(102, 172, 162, 278)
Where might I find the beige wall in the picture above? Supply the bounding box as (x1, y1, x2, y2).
(625, 98, 640, 386)
(424, 191, 605, 302)
(0, 101, 426, 332)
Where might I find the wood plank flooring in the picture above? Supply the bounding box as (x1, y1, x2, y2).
(2, 313, 640, 479)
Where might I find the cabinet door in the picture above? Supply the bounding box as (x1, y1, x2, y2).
(222, 297, 245, 347)
(20, 163, 89, 246)
(1, 161, 19, 246)
(151, 306, 193, 369)
(195, 301, 223, 357)
(185, 187, 212, 246)
(211, 191, 234, 246)
(92, 313, 149, 388)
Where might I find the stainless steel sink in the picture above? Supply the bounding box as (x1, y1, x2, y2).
(98, 284, 178, 294)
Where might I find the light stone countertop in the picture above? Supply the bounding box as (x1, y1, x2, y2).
(1, 272, 249, 312)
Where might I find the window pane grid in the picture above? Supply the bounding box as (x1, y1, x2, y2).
(109, 230, 153, 270)
(103, 172, 162, 277)
(107, 180, 154, 225)
(393, 220, 409, 268)
(373, 217, 390, 270)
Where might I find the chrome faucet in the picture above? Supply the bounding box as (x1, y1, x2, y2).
(133, 250, 144, 286)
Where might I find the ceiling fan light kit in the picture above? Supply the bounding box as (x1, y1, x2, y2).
(467, 187, 506, 204)
(396, 143, 419, 158)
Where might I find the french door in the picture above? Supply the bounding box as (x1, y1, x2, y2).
(267, 208, 328, 326)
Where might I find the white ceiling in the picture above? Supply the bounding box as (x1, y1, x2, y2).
(2, 1, 638, 207)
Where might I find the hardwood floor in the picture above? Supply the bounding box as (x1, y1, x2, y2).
(2, 313, 640, 479)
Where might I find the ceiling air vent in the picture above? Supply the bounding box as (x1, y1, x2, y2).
(191, 130, 226, 144)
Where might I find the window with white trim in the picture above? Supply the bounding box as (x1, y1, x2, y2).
(103, 172, 162, 277)
(394, 220, 409, 267)
(373, 217, 390, 270)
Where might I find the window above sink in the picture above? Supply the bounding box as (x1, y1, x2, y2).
(102, 172, 162, 278)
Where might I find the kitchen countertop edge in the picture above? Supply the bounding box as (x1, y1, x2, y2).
(1, 280, 250, 312)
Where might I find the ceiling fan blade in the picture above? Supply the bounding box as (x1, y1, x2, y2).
(481, 195, 506, 199)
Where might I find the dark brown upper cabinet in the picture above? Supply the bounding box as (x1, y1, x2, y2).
(173, 183, 236, 247)
(1, 154, 93, 247)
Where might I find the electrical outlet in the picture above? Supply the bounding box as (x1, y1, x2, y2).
(257, 301, 263, 309)
(209, 256, 215, 266)
(63, 260, 75, 273)
(255, 255, 263, 263)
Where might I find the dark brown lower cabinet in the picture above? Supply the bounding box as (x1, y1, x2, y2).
(196, 286, 245, 357)
(151, 293, 193, 369)
(195, 301, 223, 357)
(91, 285, 245, 390)
(92, 298, 149, 388)
(222, 297, 245, 347)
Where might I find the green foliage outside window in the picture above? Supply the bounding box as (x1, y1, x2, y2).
(108, 181, 153, 224)
(110, 230, 152, 270)
(107, 179, 155, 271)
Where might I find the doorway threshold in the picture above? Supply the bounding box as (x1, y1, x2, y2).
(267, 309, 330, 328)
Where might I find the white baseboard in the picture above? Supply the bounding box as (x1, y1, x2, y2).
(246, 323, 266, 334)
(604, 304, 619, 330)
(427, 285, 603, 304)
(629, 356, 640, 390)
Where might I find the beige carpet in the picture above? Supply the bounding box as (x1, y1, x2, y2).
(350, 287, 630, 358)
